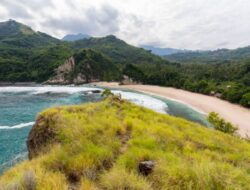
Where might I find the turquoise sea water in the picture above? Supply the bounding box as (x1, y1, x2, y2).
(0, 86, 209, 173)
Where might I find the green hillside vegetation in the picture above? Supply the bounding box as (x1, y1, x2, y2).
(72, 35, 165, 65)
(0, 20, 59, 48)
(28, 45, 74, 82)
(0, 44, 72, 82)
(0, 97, 250, 189)
(0, 20, 249, 108)
(0, 20, 61, 82)
(164, 46, 250, 64)
(51, 49, 121, 83)
(123, 61, 250, 108)
(74, 49, 120, 81)
(0, 20, 164, 82)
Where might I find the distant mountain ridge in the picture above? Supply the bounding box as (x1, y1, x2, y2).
(164, 46, 250, 64)
(141, 45, 190, 56)
(62, 33, 91, 41)
(0, 20, 165, 82)
(0, 19, 60, 48)
(72, 35, 165, 64)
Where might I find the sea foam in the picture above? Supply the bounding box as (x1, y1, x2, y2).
(0, 86, 168, 114)
(0, 86, 101, 94)
(112, 90, 168, 114)
(0, 122, 35, 130)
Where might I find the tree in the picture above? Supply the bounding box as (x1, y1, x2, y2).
(240, 92, 250, 108)
(122, 64, 145, 82)
(101, 89, 114, 98)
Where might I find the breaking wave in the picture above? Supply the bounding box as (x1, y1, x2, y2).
(0, 122, 35, 130)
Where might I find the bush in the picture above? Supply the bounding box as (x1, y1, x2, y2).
(101, 89, 114, 97)
(208, 112, 238, 135)
(240, 92, 250, 108)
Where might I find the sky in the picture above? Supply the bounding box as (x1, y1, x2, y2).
(0, 0, 250, 50)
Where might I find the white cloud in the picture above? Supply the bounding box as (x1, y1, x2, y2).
(0, 0, 250, 50)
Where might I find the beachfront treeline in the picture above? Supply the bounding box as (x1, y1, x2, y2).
(123, 61, 250, 108)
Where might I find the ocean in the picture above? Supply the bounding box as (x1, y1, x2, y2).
(0, 86, 210, 173)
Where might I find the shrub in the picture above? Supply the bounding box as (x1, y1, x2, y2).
(240, 92, 250, 108)
(101, 89, 114, 97)
(208, 112, 238, 135)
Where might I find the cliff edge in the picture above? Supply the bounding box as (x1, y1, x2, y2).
(0, 97, 250, 189)
(46, 49, 120, 85)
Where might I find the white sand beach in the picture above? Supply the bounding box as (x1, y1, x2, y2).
(96, 82, 250, 137)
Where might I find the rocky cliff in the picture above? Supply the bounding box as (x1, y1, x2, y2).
(46, 49, 120, 85)
(46, 56, 76, 84)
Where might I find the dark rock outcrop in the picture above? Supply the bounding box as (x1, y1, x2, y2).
(27, 115, 57, 159)
(138, 160, 155, 176)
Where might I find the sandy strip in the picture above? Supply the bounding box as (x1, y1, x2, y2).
(94, 82, 250, 137)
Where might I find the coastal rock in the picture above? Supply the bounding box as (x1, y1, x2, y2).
(27, 115, 57, 159)
(46, 56, 76, 85)
(138, 160, 155, 176)
(92, 90, 102, 93)
(45, 49, 117, 85)
(120, 75, 135, 85)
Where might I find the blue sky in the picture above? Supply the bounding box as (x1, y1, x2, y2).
(0, 0, 250, 50)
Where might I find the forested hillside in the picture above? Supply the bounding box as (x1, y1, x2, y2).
(0, 20, 61, 82)
(47, 49, 120, 84)
(72, 35, 165, 64)
(0, 20, 249, 108)
(0, 20, 164, 82)
(123, 61, 250, 108)
(165, 46, 250, 64)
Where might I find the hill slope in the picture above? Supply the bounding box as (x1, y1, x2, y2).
(165, 46, 250, 64)
(0, 20, 167, 82)
(0, 20, 62, 82)
(0, 20, 59, 49)
(0, 97, 249, 189)
(46, 49, 120, 84)
(72, 35, 166, 64)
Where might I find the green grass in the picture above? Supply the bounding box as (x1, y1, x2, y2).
(0, 97, 250, 189)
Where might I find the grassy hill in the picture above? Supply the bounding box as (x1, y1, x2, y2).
(0, 97, 249, 189)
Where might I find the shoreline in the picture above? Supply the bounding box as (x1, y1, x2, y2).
(0, 82, 39, 87)
(94, 82, 250, 137)
(131, 89, 207, 115)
